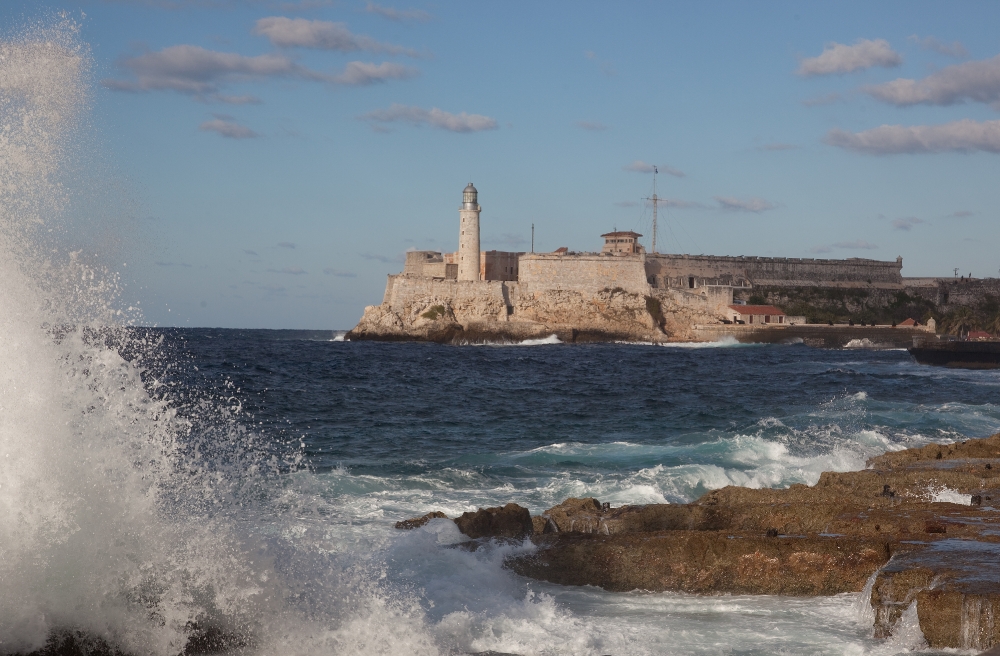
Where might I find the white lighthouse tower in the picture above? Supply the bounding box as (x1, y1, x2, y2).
(458, 182, 481, 281)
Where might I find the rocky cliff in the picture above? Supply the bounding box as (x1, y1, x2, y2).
(347, 275, 722, 343)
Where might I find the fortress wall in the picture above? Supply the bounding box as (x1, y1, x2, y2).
(519, 253, 650, 295)
(924, 278, 1000, 307)
(645, 254, 903, 285)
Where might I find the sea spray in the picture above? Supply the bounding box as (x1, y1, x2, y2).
(0, 19, 276, 654)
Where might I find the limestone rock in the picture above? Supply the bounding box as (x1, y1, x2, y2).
(454, 503, 533, 540)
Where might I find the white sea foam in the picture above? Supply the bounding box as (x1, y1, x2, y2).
(518, 334, 563, 346)
(660, 335, 746, 348)
(929, 486, 972, 505)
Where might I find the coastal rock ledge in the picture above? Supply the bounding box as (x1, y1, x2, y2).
(399, 434, 1000, 651)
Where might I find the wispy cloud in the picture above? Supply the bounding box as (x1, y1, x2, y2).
(332, 61, 418, 86)
(103, 45, 325, 95)
(908, 35, 968, 59)
(102, 44, 416, 97)
(360, 103, 498, 132)
(615, 200, 638, 208)
(584, 50, 616, 77)
(269, 266, 307, 274)
(645, 198, 705, 209)
(155, 260, 192, 267)
(253, 17, 421, 57)
(948, 210, 974, 218)
(825, 119, 1000, 154)
(361, 252, 405, 263)
(892, 217, 924, 230)
(865, 54, 1000, 107)
(808, 245, 832, 254)
(199, 114, 259, 139)
(278, 242, 296, 249)
(835, 239, 878, 249)
(622, 160, 685, 177)
(577, 120, 609, 131)
(797, 39, 901, 76)
(365, 2, 431, 22)
(324, 267, 358, 277)
(243, 249, 259, 256)
(714, 196, 776, 213)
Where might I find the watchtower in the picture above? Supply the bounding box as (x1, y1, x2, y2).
(458, 182, 481, 281)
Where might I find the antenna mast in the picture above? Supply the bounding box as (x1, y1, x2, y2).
(643, 166, 662, 253)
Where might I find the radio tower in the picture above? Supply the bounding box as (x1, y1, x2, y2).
(643, 166, 666, 253)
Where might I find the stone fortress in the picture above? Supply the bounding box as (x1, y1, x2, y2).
(348, 183, 987, 343)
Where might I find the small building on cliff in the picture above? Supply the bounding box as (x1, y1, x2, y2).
(729, 304, 786, 325)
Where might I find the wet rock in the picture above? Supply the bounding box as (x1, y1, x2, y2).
(395, 511, 448, 530)
(501, 433, 1000, 649)
(454, 503, 532, 540)
(510, 531, 894, 595)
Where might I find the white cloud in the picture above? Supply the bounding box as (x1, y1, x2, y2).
(214, 93, 262, 104)
(253, 17, 420, 57)
(199, 115, 259, 138)
(365, 2, 431, 22)
(809, 245, 832, 254)
(622, 161, 685, 177)
(825, 119, 1000, 154)
(577, 120, 609, 131)
(797, 39, 902, 76)
(892, 217, 924, 230)
(865, 54, 1000, 106)
(361, 104, 498, 132)
(908, 35, 968, 59)
(714, 196, 776, 212)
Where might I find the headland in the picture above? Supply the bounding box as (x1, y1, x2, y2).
(348, 183, 994, 346)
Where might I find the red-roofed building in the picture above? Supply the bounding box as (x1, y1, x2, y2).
(729, 304, 786, 325)
(899, 318, 919, 327)
(968, 330, 993, 340)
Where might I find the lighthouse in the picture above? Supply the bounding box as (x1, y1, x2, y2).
(457, 182, 481, 281)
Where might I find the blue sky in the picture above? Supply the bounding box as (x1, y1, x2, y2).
(5, 1, 1000, 328)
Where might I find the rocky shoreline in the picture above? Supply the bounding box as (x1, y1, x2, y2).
(398, 433, 1000, 651)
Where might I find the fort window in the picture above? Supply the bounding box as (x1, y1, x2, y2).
(689, 277, 695, 288)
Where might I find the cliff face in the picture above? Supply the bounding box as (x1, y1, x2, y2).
(347, 275, 721, 343)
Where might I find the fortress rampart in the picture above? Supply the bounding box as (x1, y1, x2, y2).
(645, 254, 904, 288)
(519, 253, 650, 295)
